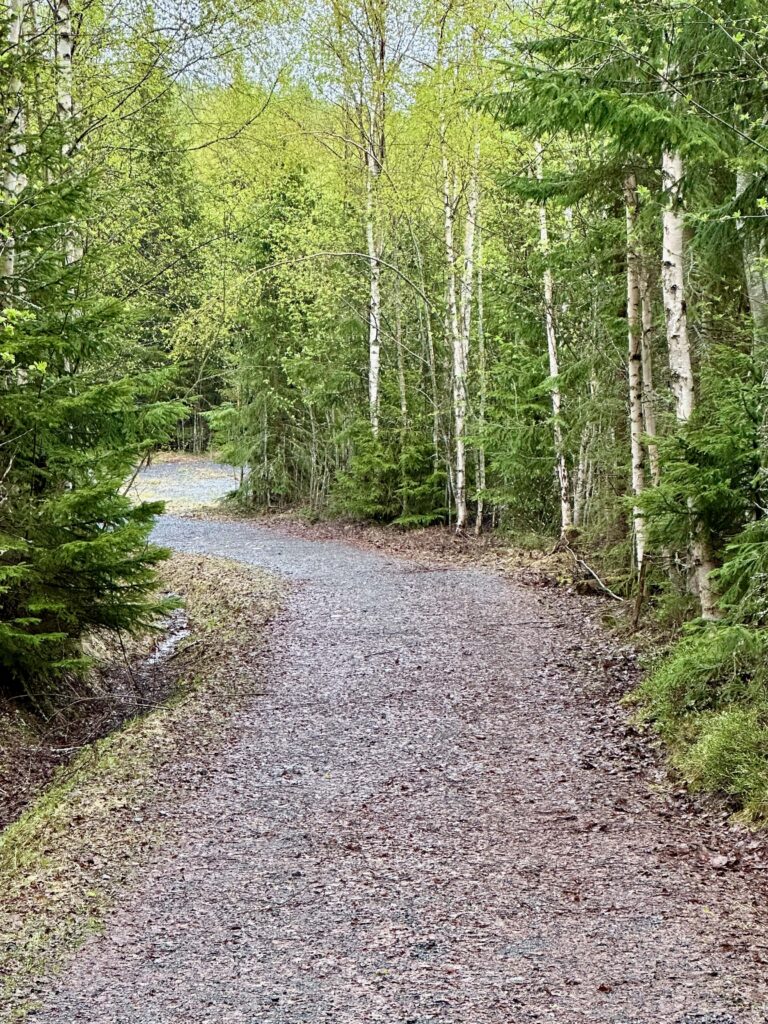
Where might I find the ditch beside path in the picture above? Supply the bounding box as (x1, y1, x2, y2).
(32, 459, 768, 1022)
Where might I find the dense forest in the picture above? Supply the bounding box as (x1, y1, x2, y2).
(2, 0, 768, 815)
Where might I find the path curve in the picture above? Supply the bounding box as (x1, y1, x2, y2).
(32, 466, 768, 1023)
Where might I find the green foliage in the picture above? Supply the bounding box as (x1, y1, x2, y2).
(331, 422, 447, 525)
(640, 347, 760, 557)
(717, 521, 768, 625)
(0, 22, 184, 702)
(635, 625, 768, 818)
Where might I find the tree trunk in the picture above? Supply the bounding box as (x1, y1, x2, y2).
(536, 142, 572, 541)
(573, 425, 593, 529)
(394, 282, 408, 432)
(624, 175, 647, 569)
(661, 148, 695, 421)
(365, 166, 382, 435)
(442, 145, 466, 532)
(452, 141, 480, 534)
(2, 0, 27, 291)
(660, 141, 718, 618)
(736, 168, 768, 349)
(639, 267, 660, 486)
(54, 0, 83, 271)
(474, 225, 487, 536)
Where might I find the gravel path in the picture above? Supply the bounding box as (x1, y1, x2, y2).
(31, 462, 768, 1023)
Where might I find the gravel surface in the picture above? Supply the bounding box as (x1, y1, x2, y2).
(30, 460, 768, 1022)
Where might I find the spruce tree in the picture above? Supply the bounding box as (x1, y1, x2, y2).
(0, 2, 182, 701)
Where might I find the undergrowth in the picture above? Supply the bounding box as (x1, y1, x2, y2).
(633, 624, 768, 822)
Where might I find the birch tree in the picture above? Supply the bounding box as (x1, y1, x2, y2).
(328, 0, 391, 435)
(624, 174, 646, 568)
(660, 58, 718, 619)
(2, 0, 27, 290)
(535, 141, 572, 541)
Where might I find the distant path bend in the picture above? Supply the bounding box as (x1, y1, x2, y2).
(33, 460, 768, 1023)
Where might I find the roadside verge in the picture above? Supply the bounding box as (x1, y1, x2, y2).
(0, 553, 285, 1022)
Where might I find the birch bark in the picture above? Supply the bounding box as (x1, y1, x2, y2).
(736, 168, 768, 349)
(2, 0, 28, 289)
(365, 166, 382, 434)
(624, 175, 647, 568)
(639, 268, 660, 486)
(660, 78, 718, 617)
(54, 0, 83, 268)
(474, 225, 487, 536)
(535, 142, 572, 540)
(442, 144, 466, 531)
(451, 140, 480, 534)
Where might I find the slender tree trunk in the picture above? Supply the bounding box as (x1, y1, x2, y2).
(413, 237, 441, 465)
(451, 141, 480, 534)
(54, 0, 83, 272)
(2, 0, 27, 291)
(474, 225, 487, 536)
(736, 168, 768, 349)
(624, 175, 647, 568)
(661, 148, 695, 421)
(639, 267, 660, 486)
(660, 139, 718, 618)
(365, 165, 382, 435)
(535, 142, 572, 541)
(442, 144, 467, 532)
(394, 284, 408, 432)
(573, 425, 592, 529)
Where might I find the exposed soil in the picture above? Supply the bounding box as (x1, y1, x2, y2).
(12, 457, 768, 1023)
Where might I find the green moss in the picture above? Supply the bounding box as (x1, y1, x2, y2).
(633, 624, 768, 822)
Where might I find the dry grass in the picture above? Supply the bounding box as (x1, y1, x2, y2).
(0, 554, 285, 1022)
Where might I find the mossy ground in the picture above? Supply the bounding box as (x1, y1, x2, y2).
(0, 553, 285, 1022)
(631, 624, 768, 823)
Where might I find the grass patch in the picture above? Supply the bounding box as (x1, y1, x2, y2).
(0, 553, 285, 1022)
(632, 624, 768, 822)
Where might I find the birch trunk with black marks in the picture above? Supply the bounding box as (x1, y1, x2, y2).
(442, 142, 466, 531)
(639, 267, 660, 486)
(365, 164, 382, 435)
(474, 224, 486, 536)
(450, 141, 479, 534)
(536, 142, 572, 541)
(660, 90, 718, 618)
(736, 168, 768, 350)
(624, 175, 646, 568)
(2, 0, 27, 291)
(55, 0, 83, 269)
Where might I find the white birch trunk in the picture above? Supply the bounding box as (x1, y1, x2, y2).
(639, 268, 661, 486)
(474, 224, 487, 536)
(573, 425, 593, 530)
(54, 0, 83, 269)
(365, 166, 382, 435)
(452, 142, 480, 534)
(661, 148, 695, 421)
(2, 0, 28, 288)
(736, 168, 768, 349)
(536, 142, 572, 539)
(442, 147, 466, 531)
(394, 286, 407, 431)
(624, 175, 646, 567)
(660, 134, 718, 617)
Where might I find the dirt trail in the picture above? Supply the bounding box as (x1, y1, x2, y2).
(31, 460, 768, 1022)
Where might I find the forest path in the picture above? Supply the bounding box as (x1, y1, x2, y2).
(33, 460, 768, 1023)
